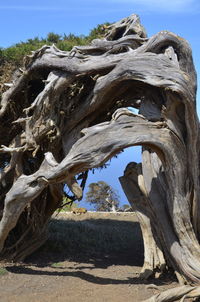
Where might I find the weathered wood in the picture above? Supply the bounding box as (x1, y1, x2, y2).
(0, 13, 200, 300)
(119, 162, 166, 279)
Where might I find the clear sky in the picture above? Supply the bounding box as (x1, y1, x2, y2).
(1, 0, 200, 209)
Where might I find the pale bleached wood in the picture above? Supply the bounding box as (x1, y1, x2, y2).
(119, 162, 166, 279)
(0, 14, 200, 301)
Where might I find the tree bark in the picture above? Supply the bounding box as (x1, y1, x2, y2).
(119, 162, 166, 279)
(0, 13, 200, 300)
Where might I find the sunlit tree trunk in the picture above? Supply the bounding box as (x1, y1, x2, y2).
(119, 162, 166, 280)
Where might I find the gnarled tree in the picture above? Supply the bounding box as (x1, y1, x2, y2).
(0, 14, 200, 301)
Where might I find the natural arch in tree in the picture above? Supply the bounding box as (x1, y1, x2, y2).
(0, 14, 200, 301)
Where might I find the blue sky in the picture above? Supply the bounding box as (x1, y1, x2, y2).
(1, 0, 200, 208)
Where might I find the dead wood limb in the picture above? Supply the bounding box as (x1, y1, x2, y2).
(0, 14, 200, 301)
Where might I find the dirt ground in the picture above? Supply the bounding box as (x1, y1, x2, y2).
(0, 212, 178, 302)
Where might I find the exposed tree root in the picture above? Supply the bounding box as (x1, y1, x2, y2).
(144, 285, 200, 302)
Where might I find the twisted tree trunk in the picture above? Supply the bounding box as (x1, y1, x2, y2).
(119, 162, 166, 280)
(0, 14, 200, 300)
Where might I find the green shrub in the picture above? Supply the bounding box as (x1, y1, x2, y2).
(46, 32, 62, 44)
(57, 197, 79, 212)
(0, 22, 112, 104)
(0, 22, 111, 65)
(0, 267, 8, 276)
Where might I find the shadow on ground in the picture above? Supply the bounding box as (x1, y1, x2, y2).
(5, 216, 177, 287)
(6, 264, 175, 286)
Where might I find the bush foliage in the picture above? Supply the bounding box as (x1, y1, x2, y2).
(0, 22, 110, 97)
(0, 22, 111, 66)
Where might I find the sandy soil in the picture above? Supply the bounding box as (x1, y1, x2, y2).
(0, 212, 178, 302)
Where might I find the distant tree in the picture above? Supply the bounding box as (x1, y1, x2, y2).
(86, 181, 119, 212)
(46, 32, 61, 44)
